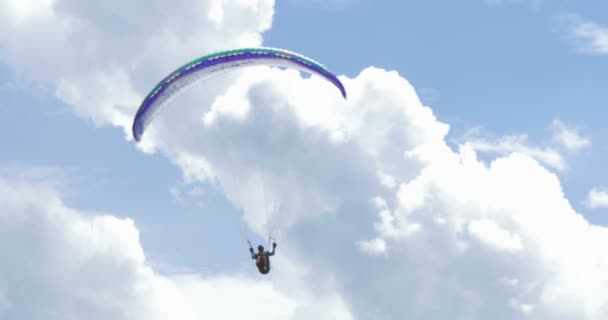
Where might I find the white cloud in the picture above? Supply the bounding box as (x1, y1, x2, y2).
(377, 170, 397, 189)
(468, 219, 523, 253)
(357, 237, 387, 255)
(146, 67, 608, 319)
(459, 119, 590, 172)
(2, 1, 608, 319)
(551, 119, 590, 151)
(570, 19, 608, 55)
(365, 147, 608, 319)
(586, 188, 608, 209)
(466, 134, 566, 171)
(0, 0, 275, 135)
(0, 175, 297, 319)
(510, 298, 534, 314)
(482, 0, 542, 8)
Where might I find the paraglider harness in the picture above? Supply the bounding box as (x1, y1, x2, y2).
(249, 235, 277, 275)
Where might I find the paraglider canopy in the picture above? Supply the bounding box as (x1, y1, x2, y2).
(132, 47, 348, 142)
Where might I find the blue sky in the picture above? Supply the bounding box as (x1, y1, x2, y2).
(1, 0, 607, 319)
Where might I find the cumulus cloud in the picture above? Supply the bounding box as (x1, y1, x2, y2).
(0, 175, 297, 319)
(586, 188, 608, 209)
(460, 118, 590, 172)
(465, 133, 566, 171)
(482, 0, 542, 8)
(468, 219, 523, 253)
(2, 0, 608, 319)
(0, 0, 275, 135)
(568, 18, 608, 55)
(138, 66, 608, 319)
(551, 119, 590, 152)
(357, 237, 387, 255)
(364, 147, 608, 319)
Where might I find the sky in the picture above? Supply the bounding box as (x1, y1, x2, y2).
(0, 0, 607, 319)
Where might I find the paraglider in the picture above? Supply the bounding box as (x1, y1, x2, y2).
(250, 242, 277, 275)
(132, 47, 347, 142)
(132, 47, 347, 274)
